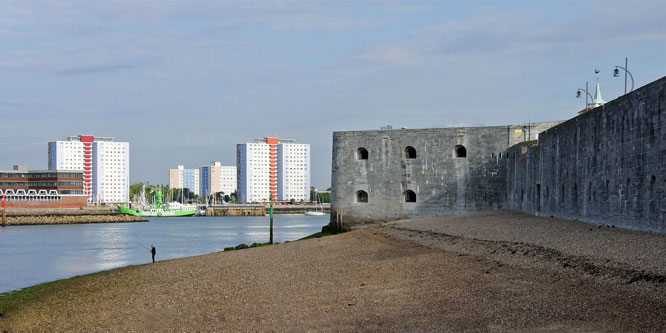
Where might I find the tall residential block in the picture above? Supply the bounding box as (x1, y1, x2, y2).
(169, 165, 200, 196)
(200, 162, 237, 197)
(48, 135, 129, 203)
(237, 137, 310, 203)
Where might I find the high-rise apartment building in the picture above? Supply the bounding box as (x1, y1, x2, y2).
(169, 165, 200, 196)
(237, 137, 310, 203)
(200, 162, 237, 197)
(48, 135, 129, 203)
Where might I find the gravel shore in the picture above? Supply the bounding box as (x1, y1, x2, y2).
(2, 210, 665, 331)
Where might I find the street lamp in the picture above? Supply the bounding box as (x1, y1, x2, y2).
(576, 81, 593, 111)
(613, 57, 634, 95)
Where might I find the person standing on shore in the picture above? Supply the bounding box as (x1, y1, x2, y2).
(151, 245, 156, 263)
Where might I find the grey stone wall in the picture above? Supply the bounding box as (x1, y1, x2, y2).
(330, 121, 561, 226)
(506, 76, 666, 232)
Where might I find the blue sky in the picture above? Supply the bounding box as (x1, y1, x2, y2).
(1, 0, 665, 189)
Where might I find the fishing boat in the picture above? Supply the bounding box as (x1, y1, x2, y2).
(304, 194, 326, 216)
(118, 187, 197, 217)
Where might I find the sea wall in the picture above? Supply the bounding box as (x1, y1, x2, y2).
(3, 214, 146, 226)
(205, 204, 331, 216)
(206, 205, 266, 216)
(506, 76, 666, 232)
(330, 121, 561, 226)
(271, 204, 331, 214)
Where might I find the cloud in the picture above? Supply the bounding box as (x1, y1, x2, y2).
(350, 2, 666, 70)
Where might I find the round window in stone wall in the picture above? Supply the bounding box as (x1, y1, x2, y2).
(455, 145, 467, 158)
(405, 146, 416, 159)
(404, 190, 416, 202)
(356, 190, 368, 203)
(357, 147, 368, 160)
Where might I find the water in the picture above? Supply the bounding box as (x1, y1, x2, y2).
(0, 214, 329, 294)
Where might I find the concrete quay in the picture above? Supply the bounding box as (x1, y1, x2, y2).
(204, 204, 331, 216)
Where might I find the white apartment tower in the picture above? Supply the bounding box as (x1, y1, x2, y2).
(48, 135, 129, 203)
(169, 165, 200, 196)
(200, 162, 237, 197)
(237, 137, 310, 203)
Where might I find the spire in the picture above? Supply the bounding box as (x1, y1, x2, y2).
(590, 70, 606, 108)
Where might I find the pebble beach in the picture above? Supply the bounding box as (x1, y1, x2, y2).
(2, 210, 665, 331)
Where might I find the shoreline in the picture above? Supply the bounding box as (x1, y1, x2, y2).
(0, 227, 334, 296)
(2, 211, 665, 331)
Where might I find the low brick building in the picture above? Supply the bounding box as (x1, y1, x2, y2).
(0, 165, 87, 209)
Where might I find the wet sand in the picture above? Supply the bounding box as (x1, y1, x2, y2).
(2, 210, 665, 331)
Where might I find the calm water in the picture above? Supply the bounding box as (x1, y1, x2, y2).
(0, 214, 329, 294)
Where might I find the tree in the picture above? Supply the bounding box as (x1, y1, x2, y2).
(318, 192, 331, 203)
(213, 191, 225, 204)
(129, 183, 145, 201)
(129, 182, 156, 203)
(310, 187, 330, 203)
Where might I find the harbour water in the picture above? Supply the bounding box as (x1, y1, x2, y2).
(0, 214, 329, 294)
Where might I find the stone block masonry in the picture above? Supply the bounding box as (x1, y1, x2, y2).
(330, 121, 561, 226)
(506, 76, 666, 232)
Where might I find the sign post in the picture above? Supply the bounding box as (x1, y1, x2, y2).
(337, 209, 342, 232)
(269, 193, 273, 244)
(2, 194, 6, 227)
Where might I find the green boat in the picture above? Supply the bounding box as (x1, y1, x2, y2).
(118, 188, 197, 217)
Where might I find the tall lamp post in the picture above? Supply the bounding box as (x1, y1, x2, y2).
(576, 81, 593, 112)
(269, 193, 273, 244)
(613, 57, 634, 95)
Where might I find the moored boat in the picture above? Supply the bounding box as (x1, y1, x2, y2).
(304, 193, 326, 216)
(118, 188, 196, 217)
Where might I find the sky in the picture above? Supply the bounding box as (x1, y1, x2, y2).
(1, 0, 665, 189)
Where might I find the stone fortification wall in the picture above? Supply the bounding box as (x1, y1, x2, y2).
(331, 121, 561, 226)
(506, 76, 666, 232)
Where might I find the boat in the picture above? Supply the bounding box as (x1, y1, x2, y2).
(118, 187, 197, 217)
(195, 205, 207, 216)
(304, 194, 326, 216)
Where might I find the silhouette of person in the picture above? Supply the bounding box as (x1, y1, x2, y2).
(151, 245, 156, 263)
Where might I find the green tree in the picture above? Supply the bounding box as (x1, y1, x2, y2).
(129, 183, 145, 201)
(129, 182, 156, 203)
(318, 192, 331, 203)
(310, 187, 331, 203)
